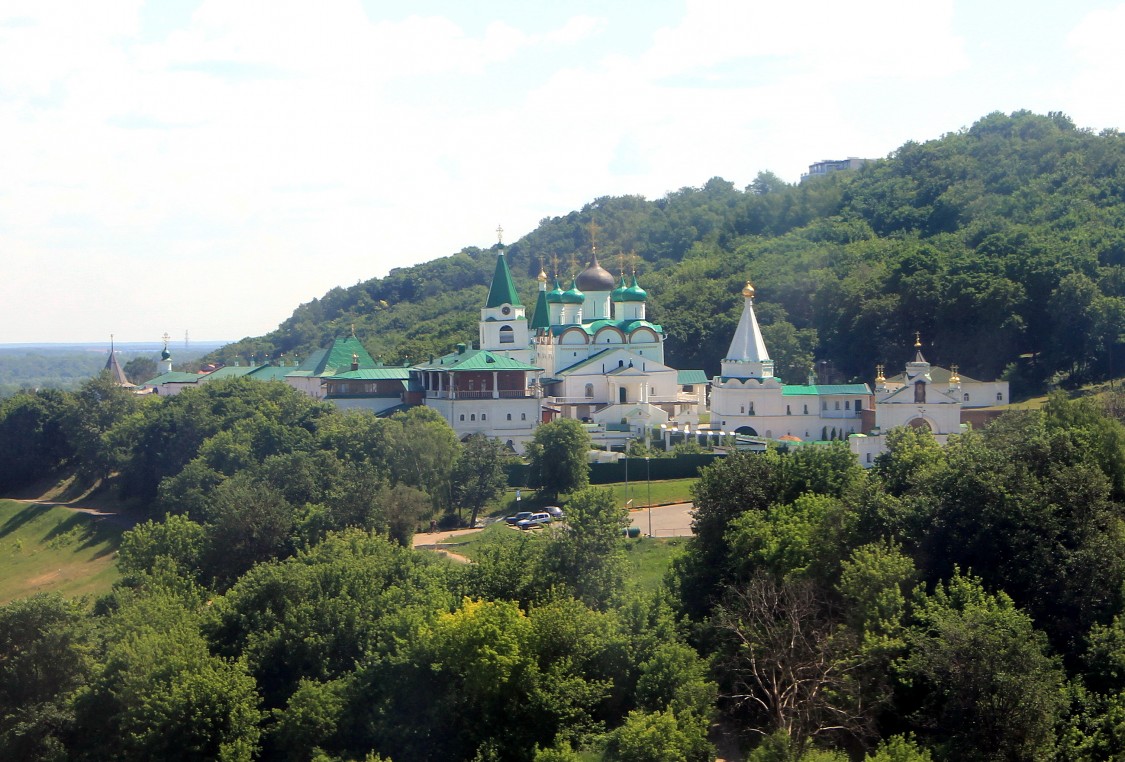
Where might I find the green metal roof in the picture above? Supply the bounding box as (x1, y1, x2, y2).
(144, 371, 203, 385)
(781, 384, 872, 396)
(245, 365, 291, 381)
(677, 369, 709, 385)
(202, 366, 256, 380)
(330, 367, 412, 380)
(549, 319, 663, 337)
(414, 347, 541, 372)
(485, 252, 522, 308)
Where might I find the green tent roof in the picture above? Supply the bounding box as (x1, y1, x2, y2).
(291, 336, 380, 378)
(485, 251, 522, 308)
(530, 287, 551, 331)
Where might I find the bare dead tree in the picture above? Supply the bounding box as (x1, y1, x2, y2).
(712, 573, 874, 755)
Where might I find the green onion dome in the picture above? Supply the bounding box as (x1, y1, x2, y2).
(546, 279, 565, 303)
(622, 274, 648, 302)
(561, 279, 585, 304)
(611, 275, 628, 302)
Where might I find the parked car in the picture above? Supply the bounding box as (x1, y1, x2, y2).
(544, 506, 565, 520)
(516, 512, 552, 530)
(505, 511, 533, 525)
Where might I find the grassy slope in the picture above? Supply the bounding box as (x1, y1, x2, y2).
(0, 500, 122, 604)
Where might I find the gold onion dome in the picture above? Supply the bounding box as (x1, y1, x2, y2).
(742, 280, 756, 298)
(537, 269, 548, 283)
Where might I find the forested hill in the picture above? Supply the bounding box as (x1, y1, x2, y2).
(213, 111, 1125, 395)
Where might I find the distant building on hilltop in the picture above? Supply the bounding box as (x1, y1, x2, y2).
(800, 157, 871, 182)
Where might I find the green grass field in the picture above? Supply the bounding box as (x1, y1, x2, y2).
(490, 477, 696, 517)
(0, 500, 123, 604)
(436, 518, 686, 595)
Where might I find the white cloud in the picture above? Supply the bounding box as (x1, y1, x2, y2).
(1064, 3, 1125, 131)
(0, 1, 1119, 343)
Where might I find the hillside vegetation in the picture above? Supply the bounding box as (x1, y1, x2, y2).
(0, 500, 121, 603)
(213, 111, 1125, 398)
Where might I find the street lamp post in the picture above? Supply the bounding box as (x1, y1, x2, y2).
(624, 449, 629, 509)
(646, 456, 652, 537)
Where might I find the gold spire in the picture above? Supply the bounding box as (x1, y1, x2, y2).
(950, 364, 961, 384)
(876, 364, 885, 384)
(914, 331, 922, 349)
(496, 224, 504, 246)
(742, 280, 756, 298)
(588, 220, 601, 256)
(537, 256, 547, 283)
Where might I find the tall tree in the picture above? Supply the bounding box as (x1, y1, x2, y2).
(541, 488, 630, 609)
(526, 418, 591, 499)
(453, 434, 510, 528)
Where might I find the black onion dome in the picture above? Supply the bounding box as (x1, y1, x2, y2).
(575, 254, 616, 291)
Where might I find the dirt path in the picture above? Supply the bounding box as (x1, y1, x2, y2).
(7, 497, 141, 529)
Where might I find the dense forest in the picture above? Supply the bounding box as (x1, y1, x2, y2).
(7, 368, 1125, 759)
(212, 111, 1125, 398)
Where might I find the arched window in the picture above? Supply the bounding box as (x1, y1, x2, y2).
(803, 404, 808, 414)
(459, 414, 465, 421)
(506, 413, 512, 420)
(521, 413, 527, 420)
(585, 383, 594, 398)
(963, 393, 970, 402)
(499, 325, 514, 344)
(470, 414, 476, 421)
(915, 381, 926, 403)
(482, 413, 487, 420)
(786, 405, 791, 415)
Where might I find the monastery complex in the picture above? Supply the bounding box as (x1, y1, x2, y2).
(141, 247, 1009, 465)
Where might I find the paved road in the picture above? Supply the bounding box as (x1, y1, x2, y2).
(412, 502, 695, 551)
(630, 501, 693, 538)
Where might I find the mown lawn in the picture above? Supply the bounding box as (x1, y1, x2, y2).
(488, 477, 696, 518)
(0, 500, 123, 603)
(440, 518, 686, 596)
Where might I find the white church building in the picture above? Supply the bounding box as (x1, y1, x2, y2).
(710, 281, 872, 442)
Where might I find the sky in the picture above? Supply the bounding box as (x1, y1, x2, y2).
(2, 1, 1124, 345)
